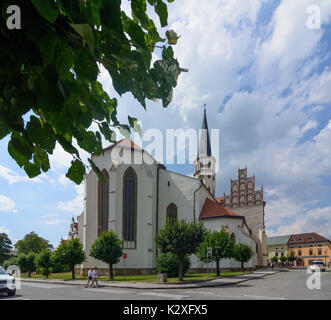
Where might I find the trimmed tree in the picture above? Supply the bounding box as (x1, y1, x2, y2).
(156, 253, 191, 277)
(53, 238, 86, 279)
(197, 229, 235, 277)
(15, 232, 53, 255)
(287, 251, 297, 266)
(271, 256, 278, 264)
(35, 249, 53, 278)
(233, 243, 253, 272)
(0, 233, 12, 265)
(89, 230, 122, 280)
(17, 253, 36, 277)
(279, 255, 287, 267)
(155, 219, 207, 281)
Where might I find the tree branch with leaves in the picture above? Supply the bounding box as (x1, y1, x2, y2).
(0, 0, 186, 184)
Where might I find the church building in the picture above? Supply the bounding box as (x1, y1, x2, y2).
(75, 110, 267, 275)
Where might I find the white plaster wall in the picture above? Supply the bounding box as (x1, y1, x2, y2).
(158, 170, 200, 227)
(82, 148, 158, 270)
(190, 217, 257, 269)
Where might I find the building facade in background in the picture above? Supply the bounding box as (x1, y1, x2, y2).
(267, 235, 291, 261)
(219, 168, 267, 267)
(266, 232, 331, 267)
(288, 233, 331, 267)
(73, 110, 266, 276)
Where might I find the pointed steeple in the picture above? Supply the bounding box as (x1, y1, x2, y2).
(194, 106, 216, 196)
(198, 107, 212, 157)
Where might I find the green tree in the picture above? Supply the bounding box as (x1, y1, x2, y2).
(271, 256, 278, 263)
(287, 251, 296, 265)
(17, 253, 36, 277)
(3, 256, 18, 269)
(233, 243, 253, 272)
(35, 249, 53, 278)
(14, 232, 53, 255)
(0, 0, 186, 184)
(279, 255, 287, 267)
(197, 229, 235, 277)
(156, 253, 191, 277)
(0, 233, 12, 264)
(155, 219, 207, 281)
(53, 238, 86, 279)
(89, 230, 122, 280)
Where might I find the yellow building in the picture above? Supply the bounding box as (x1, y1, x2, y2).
(267, 235, 291, 263)
(288, 233, 331, 267)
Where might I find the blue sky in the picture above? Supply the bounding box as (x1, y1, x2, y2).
(1, 0, 331, 247)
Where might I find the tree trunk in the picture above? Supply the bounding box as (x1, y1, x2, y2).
(28, 272, 31, 278)
(72, 266, 75, 279)
(216, 260, 220, 277)
(241, 261, 244, 272)
(109, 264, 114, 280)
(179, 257, 184, 281)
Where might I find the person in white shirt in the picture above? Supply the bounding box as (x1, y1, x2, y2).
(92, 267, 99, 288)
(85, 268, 93, 288)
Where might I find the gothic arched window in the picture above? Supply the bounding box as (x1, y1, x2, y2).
(123, 167, 137, 248)
(166, 203, 177, 224)
(98, 170, 109, 236)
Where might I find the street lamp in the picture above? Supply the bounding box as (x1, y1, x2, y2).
(325, 249, 327, 267)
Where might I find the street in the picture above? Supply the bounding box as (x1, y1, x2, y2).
(0, 270, 330, 300)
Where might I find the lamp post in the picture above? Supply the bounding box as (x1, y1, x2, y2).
(325, 249, 327, 267)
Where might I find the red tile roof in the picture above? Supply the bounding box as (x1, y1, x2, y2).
(288, 232, 329, 244)
(200, 198, 241, 219)
(215, 196, 224, 203)
(102, 138, 143, 153)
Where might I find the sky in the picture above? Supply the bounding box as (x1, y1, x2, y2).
(1, 0, 331, 247)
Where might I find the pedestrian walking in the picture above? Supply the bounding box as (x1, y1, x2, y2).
(85, 268, 93, 288)
(92, 267, 99, 288)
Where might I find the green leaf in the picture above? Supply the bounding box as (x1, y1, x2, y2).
(99, 122, 115, 142)
(162, 46, 174, 60)
(66, 160, 86, 184)
(74, 51, 99, 81)
(34, 147, 50, 172)
(38, 31, 59, 66)
(8, 139, 28, 168)
(24, 162, 41, 178)
(88, 158, 104, 182)
(70, 24, 95, 53)
(0, 118, 10, 139)
(55, 47, 75, 80)
(155, 0, 168, 27)
(131, 0, 149, 29)
(9, 135, 33, 162)
(31, 0, 59, 24)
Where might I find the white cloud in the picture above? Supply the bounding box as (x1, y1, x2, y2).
(0, 226, 10, 234)
(0, 165, 46, 185)
(270, 206, 331, 239)
(57, 184, 84, 214)
(58, 174, 72, 186)
(0, 195, 18, 214)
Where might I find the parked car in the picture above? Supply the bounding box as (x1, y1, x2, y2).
(0, 266, 16, 296)
(308, 260, 326, 272)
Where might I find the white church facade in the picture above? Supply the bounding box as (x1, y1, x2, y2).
(74, 110, 267, 275)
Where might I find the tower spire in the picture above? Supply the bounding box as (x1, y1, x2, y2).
(194, 106, 216, 196)
(199, 104, 211, 157)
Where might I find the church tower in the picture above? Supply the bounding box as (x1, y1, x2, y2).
(194, 108, 216, 195)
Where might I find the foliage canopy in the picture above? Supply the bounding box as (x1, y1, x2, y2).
(14, 231, 53, 254)
(0, 0, 185, 184)
(0, 233, 12, 264)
